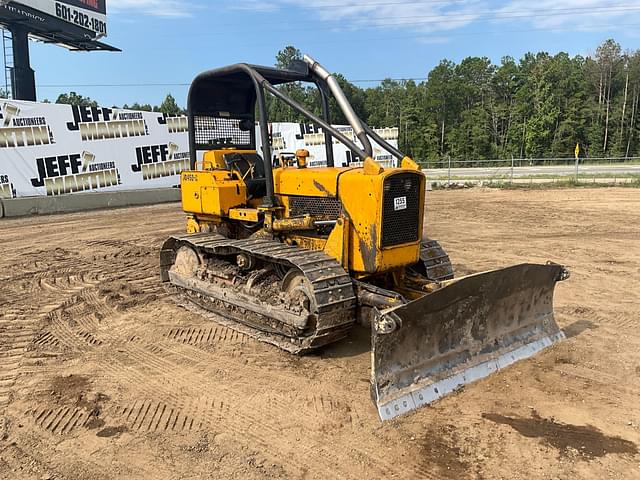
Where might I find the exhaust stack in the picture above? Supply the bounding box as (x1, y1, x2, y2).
(303, 54, 373, 158)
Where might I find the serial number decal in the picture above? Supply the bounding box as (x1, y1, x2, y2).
(394, 196, 407, 211)
(182, 173, 198, 182)
(55, 2, 107, 35)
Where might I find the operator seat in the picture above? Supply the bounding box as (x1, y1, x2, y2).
(223, 152, 267, 199)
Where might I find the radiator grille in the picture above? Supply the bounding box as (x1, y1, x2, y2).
(289, 196, 342, 219)
(193, 116, 251, 148)
(381, 173, 421, 247)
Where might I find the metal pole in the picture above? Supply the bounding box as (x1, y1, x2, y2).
(262, 81, 368, 160)
(8, 24, 36, 101)
(511, 155, 514, 184)
(448, 155, 451, 187)
(304, 55, 373, 157)
(317, 85, 334, 168)
(255, 84, 276, 207)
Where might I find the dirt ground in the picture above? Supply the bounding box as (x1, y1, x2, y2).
(1, 187, 639, 480)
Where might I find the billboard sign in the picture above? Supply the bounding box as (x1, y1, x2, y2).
(10, 0, 107, 37)
(58, 0, 106, 14)
(0, 0, 116, 51)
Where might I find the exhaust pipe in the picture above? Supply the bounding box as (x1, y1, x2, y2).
(303, 55, 373, 158)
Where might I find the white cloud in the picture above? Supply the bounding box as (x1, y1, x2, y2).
(272, 0, 487, 32)
(316, 0, 486, 32)
(496, 0, 640, 30)
(227, 0, 280, 12)
(227, 0, 640, 34)
(108, 0, 196, 17)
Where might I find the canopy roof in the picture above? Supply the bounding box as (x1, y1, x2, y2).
(187, 62, 313, 117)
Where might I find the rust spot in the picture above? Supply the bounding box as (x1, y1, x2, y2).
(312, 180, 333, 196)
(358, 224, 377, 273)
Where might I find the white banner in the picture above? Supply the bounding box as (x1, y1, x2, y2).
(0, 100, 399, 200)
(0, 100, 189, 199)
(268, 123, 398, 168)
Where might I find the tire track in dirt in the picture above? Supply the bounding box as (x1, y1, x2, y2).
(0, 269, 74, 410)
(0, 240, 157, 415)
(93, 319, 432, 478)
(551, 364, 640, 400)
(595, 310, 639, 331)
(4, 190, 640, 480)
(26, 406, 95, 435)
(4, 244, 481, 479)
(29, 280, 389, 480)
(23, 271, 431, 479)
(0, 224, 537, 478)
(24, 242, 158, 352)
(32, 331, 61, 349)
(98, 295, 596, 479)
(0, 308, 68, 410)
(105, 398, 232, 434)
(554, 305, 640, 402)
(560, 304, 638, 332)
(164, 325, 246, 347)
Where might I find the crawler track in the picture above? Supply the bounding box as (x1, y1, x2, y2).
(417, 238, 454, 282)
(160, 234, 358, 353)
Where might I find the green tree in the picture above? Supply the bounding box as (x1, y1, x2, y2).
(55, 92, 98, 107)
(158, 93, 184, 115)
(243, 40, 640, 163)
(424, 60, 458, 162)
(586, 39, 623, 156)
(123, 103, 153, 111)
(449, 57, 496, 161)
(275, 46, 302, 69)
(491, 56, 521, 158)
(267, 46, 306, 122)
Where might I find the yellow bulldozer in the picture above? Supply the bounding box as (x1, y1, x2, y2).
(160, 56, 569, 420)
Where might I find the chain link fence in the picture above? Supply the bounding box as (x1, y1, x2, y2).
(423, 156, 640, 187)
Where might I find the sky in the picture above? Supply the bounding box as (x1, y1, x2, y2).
(17, 0, 640, 107)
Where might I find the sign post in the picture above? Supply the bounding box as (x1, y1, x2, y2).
(8, 23, 35, 101)
(511, 155, 514, 184)
(574, 143, 580, 182)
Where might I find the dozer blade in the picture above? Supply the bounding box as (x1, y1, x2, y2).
(372, 263, 569, 421)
